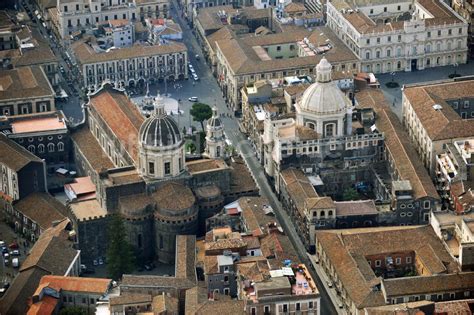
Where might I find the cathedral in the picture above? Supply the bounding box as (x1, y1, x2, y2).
(70, 83, 255, 264)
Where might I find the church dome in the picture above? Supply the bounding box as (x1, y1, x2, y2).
(207, 106, 222, 128)
(299, 57, 350, 116)
(139, 95, 182, 148)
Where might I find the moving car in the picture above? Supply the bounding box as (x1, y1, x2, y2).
(12, 258, 19, 268)
(192, 74, 199, 81)
(188, 96, 198, 102)
(195, 54, 200, 60)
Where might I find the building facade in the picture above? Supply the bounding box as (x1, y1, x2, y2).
(73, 39, 188, 91)
(326, 0, 469, 73)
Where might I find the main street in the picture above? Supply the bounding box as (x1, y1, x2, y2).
(168, 2, 339, 314)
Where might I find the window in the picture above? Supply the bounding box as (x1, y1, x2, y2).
(406, 256, 412, 264)
(370, 9, 373, 14)
(276, 45, 281, 51)
(387, 36, 391, 42)
(366, 51, 370, 59)
(448, 29, 452, 35)
(386, 49, 391, 57)
(309, 301, 314, 309)
(164, 162, 171, 175)
(397, 47, 402, 57)
(264, 305, 270, 314)
(423, 200, 430, 209)
(296, 303, 301, 311)
(377, 37, 380, 44)
(148, 162, 155, 175)
(376, 50, 380, 58)
(396, 257, 401, 265)
(47, 143, 55, 152)
(438, 30, 441, 36)
(82, 297, 86, 304)
(64, 5, 68, 12)
(251, 308, 256, 315)
(366, 38, 370, 45)
(398, 35, 402, 42)
(283, 304, 288, 312)
(375, 260, 381, 267)
(325, 123, 335, 137)
(38, 144, 45, 153)
(224, 288, 230, 295)
(58, 142, 64, 151)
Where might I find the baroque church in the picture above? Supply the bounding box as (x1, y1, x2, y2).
(70, 83, 257, 264)
(263, 57, 385, 193)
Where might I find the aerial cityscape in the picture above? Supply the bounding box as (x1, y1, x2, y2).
(0, 0, 473, 313)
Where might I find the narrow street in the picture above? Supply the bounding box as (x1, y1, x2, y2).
(169, 2, 339, 314)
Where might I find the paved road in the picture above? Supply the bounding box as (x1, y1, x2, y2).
(169, 2, 338, 314)
(378, 62, 474, 120)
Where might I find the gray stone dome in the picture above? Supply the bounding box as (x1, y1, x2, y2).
(139, 97, 182, 148)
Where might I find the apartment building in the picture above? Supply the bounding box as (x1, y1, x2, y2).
(0, 66, 56, 117)
(72, 38, 188, 90)
(2, 111, 70, 173)
(315, 225, 474, 315)
(326, 0, 469, 73)
(402, 79, 474, 175)
(451, 0, 474, 58)
(0, 134, 46, 203)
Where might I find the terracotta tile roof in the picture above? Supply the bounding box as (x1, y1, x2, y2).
(205, 237, 247, 252)
(88, 85, 144, 162)
(10, 111, 67, 134)
(20, 219, 78, 275)
(109, 293, 152, 306)
(13, 28, 59, 67)
(0, 133, 43, 171)
(204, 255, 219, 274)
(34, 275, 111, 295)
(186, 158, 228, 174)
(331, 0, 462, 34)
(382, 273, 474, 297)
(315, 226, 460, 309)
(152, 181, 195, 212)
(335, 200, 378, 216)
(0, 65, 54, 102)
(238, 196, 276, 234)
(355, 89, 439, 200)
(0, 268, 50, 315)
(435, 299, 474, 314)
(306, 197, 335, 210)
(403, 80, 474, 141)
(27, 295, 58, 315)
(206, 26, 236, 53)
(185, 286, 245, 315)
(152, 293, 179, 314)
(260, 231, 299, 266)
(229, 157, 258, 194)
(121, 274, 195, 289)
(71, 127, 114, 172)
(14, 192, 67, 230)
(73, 39, 186, 64)
(175, 235, 197, 283)
(196, 5, 239, 32)
(216, 26, 358, 75)
(236, 260, 270, 282)
(280, 168, 319, 216)
(284, 2, 306, 13)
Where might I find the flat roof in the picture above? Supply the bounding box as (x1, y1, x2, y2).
(70, 199, 107, 221)
(11, 116, 66, 134)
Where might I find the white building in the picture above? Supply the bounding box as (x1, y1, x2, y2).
(138, 94, 186, 179)
(105, 19, 135, 48)
(326, 0, 469, 73)
(72, 38, 188, 90)
(204, 106, 227, 159)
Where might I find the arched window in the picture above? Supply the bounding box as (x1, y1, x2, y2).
(376, 50, 380, 58)
(57, 142, 64, 152)
(320, 210, 325, 218)
(437, 42, 441, 51)
(426, 58, 431, 66)
(397, 61, 402, 69)
(38, 144, 45, 153)
(397, 47, 402, 57)
(328, 210, 333, 217)
(426, 44, 431, 53)
(365, 51, 370, 59)
(28, 145, 35, 153)
(447, 41, 452, 50)
(47, 143, 55, 152)
(306, 122, 316, 130)
(386, 49, 391, 57)
(216, 146, 221, 157)
(325, 123, 335, 137)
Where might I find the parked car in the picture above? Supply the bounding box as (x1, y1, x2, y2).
(1, 247, 7, 254)
(3, 252, 9, 259)
(12, 258, 19, 268)
(93, 259, 98, 266)
(0, 241, 5, 247)
(195, 54, 200, 60)
(98, 258, 104, 265)
(9, 242, 18, 249)
(192, 74, 199, 81)
(0, 282, 10, 296)
(188, 96, 198, 102)
(9, 250, 20, 256)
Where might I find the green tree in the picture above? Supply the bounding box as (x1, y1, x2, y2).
(190, 103, 212, 131)
(106, 214, 135, 280)
(59, 307, 87, 315)
(342, 187, 359, 201)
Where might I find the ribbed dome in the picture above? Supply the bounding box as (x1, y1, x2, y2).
(207, 106, 222, 128)
(299, 57, 350, 115)
(139, 96, 182, 148)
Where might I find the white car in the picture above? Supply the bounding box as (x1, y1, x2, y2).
(193, 74, 199, 81)
(188, 64, 194, 70)
(188, 97, 198, 102)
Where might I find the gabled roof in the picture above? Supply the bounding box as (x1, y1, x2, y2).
(14, 192, 67, 230)
(88, 84, 144, 162)
(0, 133, 43, 172)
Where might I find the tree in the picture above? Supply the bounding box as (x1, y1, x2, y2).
(342, 187, 359, 201)
(106, 214, 136, 280)
(59, 307, 87, 315)
(190, 103, 212, 131)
